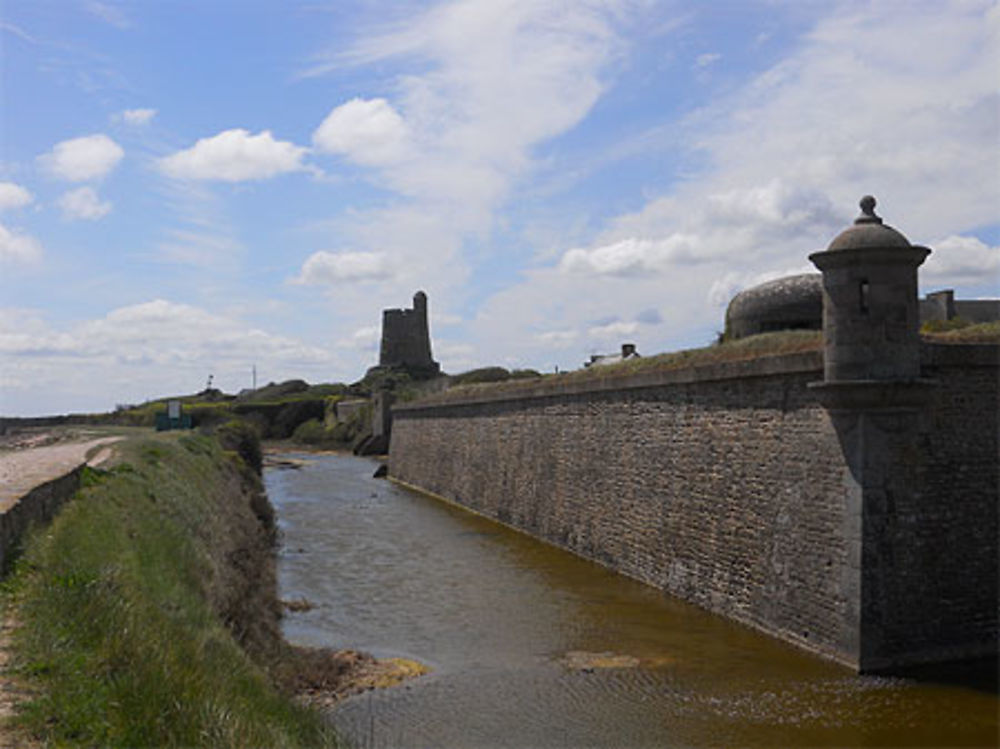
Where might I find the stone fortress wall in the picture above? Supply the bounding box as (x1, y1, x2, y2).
(388, 198, 998, 672)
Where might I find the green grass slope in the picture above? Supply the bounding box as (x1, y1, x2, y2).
(2, 433, 335, 747)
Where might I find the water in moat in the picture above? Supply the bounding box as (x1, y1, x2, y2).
(266, 453, 998, 748)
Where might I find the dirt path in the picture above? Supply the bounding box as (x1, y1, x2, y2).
(0, 435, 122, 512)
(0, 432, 122, 745)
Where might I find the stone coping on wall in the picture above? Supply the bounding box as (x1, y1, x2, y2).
(393, 350, 824, 413)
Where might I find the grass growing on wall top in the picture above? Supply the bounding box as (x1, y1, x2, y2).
(431, 330, 824, 402)
(1, 433, 335, 748)
(921, 320, 1000, 343)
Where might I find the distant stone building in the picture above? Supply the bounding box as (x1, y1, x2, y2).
(370, 291, 440, 379)
(584, 343, 640, 368)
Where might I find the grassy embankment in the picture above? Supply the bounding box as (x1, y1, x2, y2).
(426, 322, 1000, 404)
(1, 428, 338, 747)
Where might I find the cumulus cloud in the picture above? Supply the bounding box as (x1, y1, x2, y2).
(0, 300, 338, 414)
(0, 182, 33, 211)
(588, 319, 638, 339)
(158, 129, 307, 181)
(339, 325, 380, 351)
(706, 267, 812, 309)
(0, 223, 43, 264)
(313, 98, 411, 166)
(293, 250, 389, 284)
(558, 181, 840, 278)
(39, 134, 124, 181)
(560, 235, 701, 276)
(464, 0, 999, 374)
(58, 186, 112, 220)
(118, 108, 156, 126)
(293, 0, 635, 314)
(923, 235, 1000, 288)
(688, 1, 999, 237)
(535, 329, 579, 347)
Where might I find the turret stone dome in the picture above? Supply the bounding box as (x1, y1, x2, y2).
(827, 195, 912, 251)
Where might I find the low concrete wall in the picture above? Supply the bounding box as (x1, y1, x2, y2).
(0, 467, 83, 572)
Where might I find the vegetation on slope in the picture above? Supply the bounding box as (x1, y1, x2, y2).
(1, 432, 336, 747)
(427, 330, 824, 403)
(921, 320, 1000, 343)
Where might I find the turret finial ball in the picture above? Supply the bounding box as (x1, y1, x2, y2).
(854, 195, 882, 225)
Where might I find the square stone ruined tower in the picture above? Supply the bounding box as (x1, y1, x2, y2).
(374, 291, 440, 379)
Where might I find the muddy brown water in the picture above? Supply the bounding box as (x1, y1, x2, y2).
(267, 453, 998, 748)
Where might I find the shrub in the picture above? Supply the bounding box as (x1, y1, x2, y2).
(510, 368, 542, 380)
(921, 317, 973, 334)
(273, 400, 326, 439)
(291, 419, 327, 446)
(216, 420, 263, 475)
(451, 366, 511, 386)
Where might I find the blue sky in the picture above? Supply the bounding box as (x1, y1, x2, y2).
(1, 0, 998, 416)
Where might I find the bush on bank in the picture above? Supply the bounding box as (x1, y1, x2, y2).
(1, 432, 336, 748)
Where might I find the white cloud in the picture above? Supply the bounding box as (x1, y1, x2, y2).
(313, 98, 411, 166)
(1, 22, 38, 44)
(0, 223, 43, 264)
(118, 108, 156, 126)
(434, 340, 476, 371)
(465, 1, 998, 373)
(339, 325, 380, 351)
(687, 1, 999, 237)
(293, 250, 389, 284)
(157, 228, 243, 269)
(39, 134, 124, 181)
(158, 129, 307, 182)
(296, 0, 634, 312)
(0, 182, 33, 211)
(559, 180, 838, 278)
(534, 329, 579, 347)
(588, 319, 638, 339)
(695, 52, 720, 69)
(0, 301, 338, 414)
(85, 1, 130, 29)
(58, 186, 112, 220)
(560, 235, 701, 276)
(923, 235, 1000, 288)
(706, 266, 812, 309)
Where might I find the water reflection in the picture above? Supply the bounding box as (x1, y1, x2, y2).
(267, 453, 999, 748)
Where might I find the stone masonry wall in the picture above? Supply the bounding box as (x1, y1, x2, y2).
(880, 344, 998, 662)
(390, 352, 862, 665)
(389, 345, 999, 669)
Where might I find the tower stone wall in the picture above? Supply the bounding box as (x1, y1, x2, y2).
(375, 291, 440, 378)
